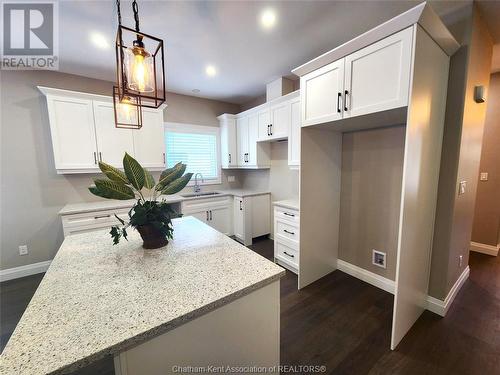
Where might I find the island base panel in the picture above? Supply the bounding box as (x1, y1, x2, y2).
(114, 281, 280, 375)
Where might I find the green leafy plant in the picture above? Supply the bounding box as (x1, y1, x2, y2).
(89, 153, 193, 246)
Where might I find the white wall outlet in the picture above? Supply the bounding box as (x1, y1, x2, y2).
(458, 180, 467, 195)
(372, 250, 386, 269)
(479, 172, 488, 181)
(19, 245, 28, 256)
(227, 175, 235, 183)
(459, 255, 463, 267)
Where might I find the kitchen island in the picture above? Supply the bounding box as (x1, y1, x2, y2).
(0, 217, 285, 375)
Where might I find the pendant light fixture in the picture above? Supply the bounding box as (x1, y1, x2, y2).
(115, 0, 165, 109)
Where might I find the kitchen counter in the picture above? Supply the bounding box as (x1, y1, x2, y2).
(59, 190, 271, 216)
(273, 198, 300, 211)
(0, 217, 284, 375)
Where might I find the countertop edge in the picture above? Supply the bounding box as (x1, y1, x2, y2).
(50, 268, 285, 375)
(273, 200, 300, 211)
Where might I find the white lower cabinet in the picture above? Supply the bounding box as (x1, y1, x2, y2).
(181, 196, 232, 236)
(61, 207, 131, 237)
(233, 194, 271, 246)
(274, 204, 300, 274)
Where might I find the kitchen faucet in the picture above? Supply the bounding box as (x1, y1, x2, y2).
(194, 173, 204, 193)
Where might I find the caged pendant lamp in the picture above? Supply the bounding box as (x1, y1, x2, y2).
(115, 0, 165, 110)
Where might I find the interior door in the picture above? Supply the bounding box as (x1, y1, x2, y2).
(344, 27, 413, 118)
(269, 101, 290, 139)
(210, 206, 231, 235)
(236, 116, 249, 166)
(258, 109, 271, 140)
(247, 113, 259, 166)
(301, 58, 344, 127)
(93, 101, 135, 168)
(133, 108, 165, 169)
(47, 95, 98, 170)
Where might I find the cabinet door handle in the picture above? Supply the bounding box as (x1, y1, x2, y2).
(284, 229, 295, 235)
(344, 90, 349, 111)
(94, 214, 111, 219)
(270, 124, 273, 136)
(283, 251, 295, 258)
(93, 152, 97, 165)
(206, 211, 209, 221)
(283, 212, 295, 217)
(99, 152, 102, 162)
(240, 201, 243, 211)
(228, 153, 231, 163)
(337, 92, 342, 113)
(209, 210, 212, 220)
(163, 153, 165, 164)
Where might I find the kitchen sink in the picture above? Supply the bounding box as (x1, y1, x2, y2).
(180, 192, 222, 198)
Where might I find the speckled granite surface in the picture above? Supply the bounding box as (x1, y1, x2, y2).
(273, 199, 300, 211)
(0, 217, 284, 375)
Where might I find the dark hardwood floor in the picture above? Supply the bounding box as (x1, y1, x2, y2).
(1, 238, 499, 374)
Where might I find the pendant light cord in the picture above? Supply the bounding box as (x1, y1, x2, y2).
(116, 0, 122, 26)
(132, 0, 140, 32)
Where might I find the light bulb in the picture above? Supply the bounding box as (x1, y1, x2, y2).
(124, 43, 154, 93)
(118, 97, 134, 122)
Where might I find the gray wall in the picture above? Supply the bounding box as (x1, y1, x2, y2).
(338, 126, 405, 280)
(429, 4, 493, 299)
(0, 70, 240, 270)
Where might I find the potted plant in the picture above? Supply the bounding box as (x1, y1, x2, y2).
(89, 153, 193, 249)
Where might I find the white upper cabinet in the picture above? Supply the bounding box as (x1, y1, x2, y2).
(93, 101, 134, 168)
(218, 114, 237, 168)
(236, 116, 249, 166)
(46, 95, 98, 171)
(40, 87, 166, 174)
(257, 109, 271, 140)
(301, 59, 344, 127)
(344, 27, 413, 118)
(247, 113, 260, 166)
(288, 97, 301, 168)
(133, 108, 166, 169)
(269, 101, 290, 140)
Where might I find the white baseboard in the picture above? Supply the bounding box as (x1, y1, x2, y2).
(336, 259, 395, 294)
(0, 260, 51, 282)
(426, 266, 470, 317)
(470, 241, 499, 256)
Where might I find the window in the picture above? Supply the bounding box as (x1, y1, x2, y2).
(164, 123, 221, 184)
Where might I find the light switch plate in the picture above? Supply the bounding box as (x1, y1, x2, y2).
(480, 172, 488, 181)
(459, 181, 466, 195)
(372, 250, 386, 269)
(19, 245, 28, 256)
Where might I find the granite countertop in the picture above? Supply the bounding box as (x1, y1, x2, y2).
(0, 217, 285, 375)
(273, 198, 300, 211)
(59, 190, 271, 215)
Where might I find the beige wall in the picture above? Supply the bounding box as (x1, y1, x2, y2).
(0, 70, 240, 270)
(471, 72, 500, 247)
(429, 5, 493, 299)
(338, 126, 405, 280)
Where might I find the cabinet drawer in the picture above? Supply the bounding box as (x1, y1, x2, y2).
(61, 208, 129, 229)
(181, 196, 231, 212)
(275, 219, 299, 243)
(275, 240, 299, 268)
(274, 206, 300, 223)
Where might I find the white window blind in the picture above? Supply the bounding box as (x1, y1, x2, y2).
(165, 124, 220, 181)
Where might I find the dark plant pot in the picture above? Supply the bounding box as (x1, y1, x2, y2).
(137, 225, 168, 249)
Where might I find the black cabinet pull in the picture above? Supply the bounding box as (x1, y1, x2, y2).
(228, 153, 231, 163)
(283, 251, 295, 258)
(93, 152, 97, 165)
(344, 90, 349, 111)
(99, 152, 102, 162)
(209, 210, 212, 220)
(283, 212, 295, 217)
(94, 214, 111, 219)
(239, 200, 243, 211)
(270, 124, 273, 136)
(267, 124, 270, 136)
(337, 92, 342, 113)
(284, 229, 295, 235)
(163, 153, 166, 163)
(206, 211, 209, 221)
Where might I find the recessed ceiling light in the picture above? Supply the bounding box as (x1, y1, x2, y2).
(260, 8, 277, 30)
(205, 65, 217, 77)
(90, 32, 110, 50)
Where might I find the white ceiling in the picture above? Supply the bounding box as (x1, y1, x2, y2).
(58, 0, 472, 104)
